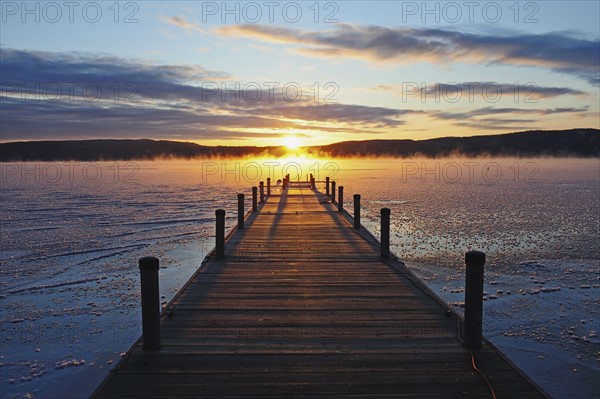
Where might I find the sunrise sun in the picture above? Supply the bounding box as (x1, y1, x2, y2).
(283, 136, 302, 150)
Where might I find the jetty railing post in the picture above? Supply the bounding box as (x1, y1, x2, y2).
(338, 186, 344, 212)
(139, 256, 161, 351)
(331, 181, 336, 203)
(252, 187, 258, 211)
(259, 181, 265, 203)
(464, 250, 486, 350)
(380, 208, 390, 259)
(237, 194, 245, 229)
(216, 209, 225, 259)
(353, 194, 361, 229)
(326, 177, 330, 196)
(267, 178, 271, 196)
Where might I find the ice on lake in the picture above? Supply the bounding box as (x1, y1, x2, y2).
(1, 157, 598, 398)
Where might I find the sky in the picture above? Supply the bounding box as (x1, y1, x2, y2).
(0, 0, 599, 146)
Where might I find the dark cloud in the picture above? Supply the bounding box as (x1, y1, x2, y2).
(418, 82, 587, 99)
(1, 48, 591, 141)
(0, 48, 419, 141)
(218, 24, 600, 85)
(0, 100, 294, 140)
(432, 106, 588, 121)
(430, 106, 588, 131)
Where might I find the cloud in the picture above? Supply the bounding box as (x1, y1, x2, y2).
(0, 48, 418, 141)
(419, 82, 587, 99)
(371, 81, 587, 99)
(432, 106, 589, 121)
(162, 15, 205, 34)
(1, 48, 592, 142)
(430, 106, 588, 131)
(371, 84, 393, 91)
(261, 104, 417, 127)
(247, 43, 274, 53)
(218, 24, 600, 85)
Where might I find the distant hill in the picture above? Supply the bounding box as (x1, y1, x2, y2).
(0, 139, 287, 161)
(312, 129, 600, 157)
(1, 129, 598, 161)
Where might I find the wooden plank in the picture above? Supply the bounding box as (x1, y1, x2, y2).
(92, 185, 547, 398)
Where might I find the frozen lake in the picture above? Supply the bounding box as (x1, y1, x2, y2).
(1, 157, 598, 398)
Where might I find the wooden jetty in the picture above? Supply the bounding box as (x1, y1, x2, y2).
(92, 178, 547, 398)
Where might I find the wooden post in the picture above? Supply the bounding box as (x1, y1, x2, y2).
(282, 177, 287, 190)
(331, 181, 336, 203)
(139, 256, 161, 351)
(353, 194, 361, 229)
(464, 250, 486, 350)
(237, 193, 244, 229)
(326, 177, 330, 196)
(216, 209, 225, 259)
(252, 187, 258, 211)
(338, 186, 344, 212)
(380, 208, 390, 259)
(259, 181, 265, 203)
(267, 178, 271, 196)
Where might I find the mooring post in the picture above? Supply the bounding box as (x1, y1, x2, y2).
(259, 181, 265, 203)
(266, 178, 271, 196)
(252, 187, 258, 211)
(331, 181, 336, 203)
(380, 208, 390, 259)
(353, 194, 361, 229)
(338, 186, 344, 212)
(464, 250, 486, 350)
(215, 209, 225, 259)
(326, 177, 330, 196)
(237, 193, 244, 229)
(139, 256, 161, 351)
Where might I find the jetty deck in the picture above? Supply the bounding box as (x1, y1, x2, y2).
(92, 183, 546, 398)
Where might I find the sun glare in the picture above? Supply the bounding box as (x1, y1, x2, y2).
(283, 136, 301, 150)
